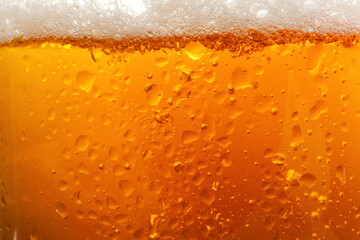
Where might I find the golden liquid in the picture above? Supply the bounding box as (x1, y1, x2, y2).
(1, 35, 360, 240)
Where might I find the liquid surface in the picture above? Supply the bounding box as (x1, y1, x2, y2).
(1, 35, 360, 239)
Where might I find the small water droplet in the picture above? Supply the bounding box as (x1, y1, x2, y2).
(76, 70, 95, 92)
(75, 135, 90, 152)
(300, 173, 317, 188)
(182, 130, 200, 144)
(119, 180, 135, 197)
(309, 100, 327, 120)
(55, 201, 68, 219)
(200, 188, 215, 206)
(231, 67, 251, 90)
(106, 197, 118, 209)
(58, 180, 68, 191)
(335, 165, 346, 184)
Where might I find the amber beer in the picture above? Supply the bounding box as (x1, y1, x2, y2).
(1, 30, 360, 239)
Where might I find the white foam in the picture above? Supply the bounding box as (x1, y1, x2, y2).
(1, 0, 360, 43)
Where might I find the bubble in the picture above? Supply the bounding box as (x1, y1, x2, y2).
(55, 201, 68, 219)
(76, 70, 96, 92)
(200, 188, 215, 206)
(300, 173, 317, 188)
(75, 135, 90, 152)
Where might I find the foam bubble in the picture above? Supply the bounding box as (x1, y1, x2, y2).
(1, 0, 360, 42)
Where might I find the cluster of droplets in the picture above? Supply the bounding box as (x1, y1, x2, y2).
(1, 28, 360, 239)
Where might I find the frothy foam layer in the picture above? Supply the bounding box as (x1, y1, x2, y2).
(1, 0, 360, 43)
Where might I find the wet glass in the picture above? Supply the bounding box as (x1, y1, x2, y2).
(1, 1, 360, 239)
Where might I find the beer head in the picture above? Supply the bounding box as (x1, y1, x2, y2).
(1, 0, 360, 43)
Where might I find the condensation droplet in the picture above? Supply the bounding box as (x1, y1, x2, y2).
(119, 180, 135, 197)
(55, 201, 68, 219)
(109, 146, 119, 161)
(58, 180, 68, 191)
(182, 130, 200, 144)
(309, 100, 327, 120)
(114, 214, 128, 223)
(200, 188, 215, 206)
(292, 125, 304, 143)
(76, 70, 96, 92)
(300, 173, 317, 188)
(106, 197, 118, 209)
(63, 147, 71, 159)
(335, 165, 346, 184)
(47, 108, 56, 120)
(75, 135, 90, 152)
(144, 83, 163, 106)
(231, 67, 251, 90)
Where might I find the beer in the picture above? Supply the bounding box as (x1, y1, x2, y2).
(1, 1, 360, 240)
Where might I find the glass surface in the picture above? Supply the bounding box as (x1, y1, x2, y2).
(1, 1, 360, 239)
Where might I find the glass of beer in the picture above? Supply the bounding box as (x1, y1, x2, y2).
(1, 0, 360, 239)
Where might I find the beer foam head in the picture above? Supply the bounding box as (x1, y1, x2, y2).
(1, 0, 360, 42)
